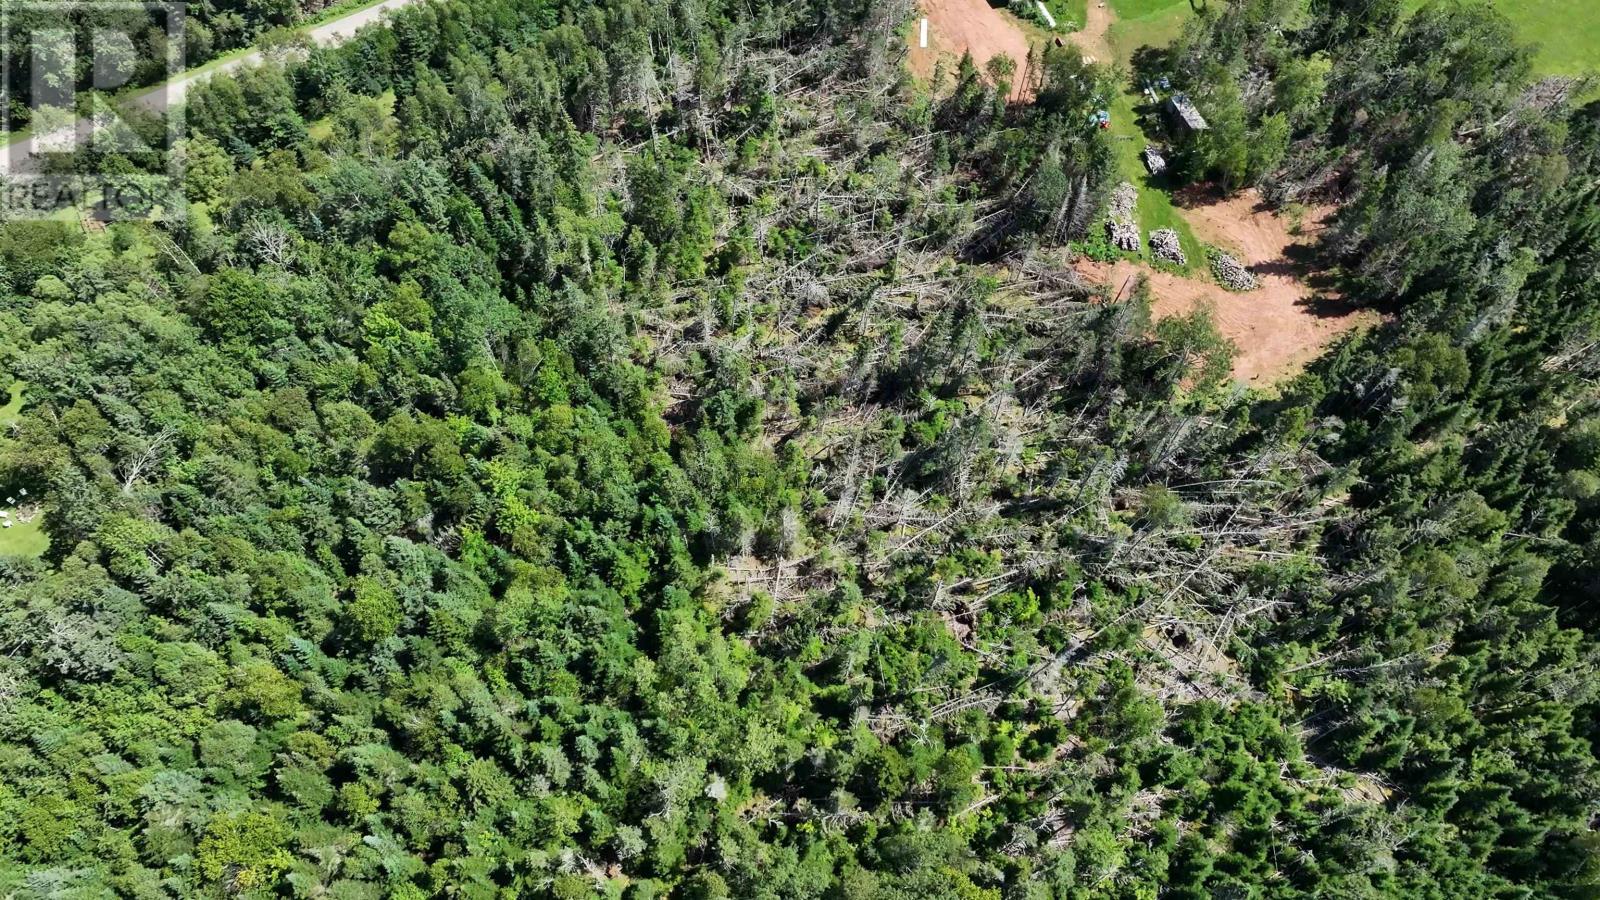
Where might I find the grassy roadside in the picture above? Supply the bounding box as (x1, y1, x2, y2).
(182, 0, 402, 80)
(3, 0, 403, 147)
(1009, 0, 1089, 33)
(1059, 0, 1089, 29)
(1040, 0, 1088, 31)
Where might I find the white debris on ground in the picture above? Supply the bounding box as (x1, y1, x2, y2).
(1105, 182, 1141, 251)
(1109, 182, 1136, 221)
(1208, 249, 1258, 291)
(1, 490, 37, 529)
(1142, 145, 1167, 175)
(1149, 228, 1185, 265)
(1034, 0, 1056, 29)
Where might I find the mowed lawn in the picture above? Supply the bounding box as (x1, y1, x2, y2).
(1104, 85, 1207, 270)
(0, 515, 49, 558)
(1491, 0, 1600, 76)
(0, 382, 47, 559)
(0, 382, 21, 426)
(1117, 0, 1600, 80)
(1107, 0, 1192, 67)
(1103, 0, 1208, 269)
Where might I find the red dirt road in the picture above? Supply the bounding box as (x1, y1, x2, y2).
(909, 0, 1035, 98)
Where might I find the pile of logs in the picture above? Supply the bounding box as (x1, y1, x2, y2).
(1109, 182, 1137, 221)
(1150, 229, 1185, 265)
(1105, 182, 1141, 251)
(1208, 250, 1257, 290)
(1108, 221, 1141, 251)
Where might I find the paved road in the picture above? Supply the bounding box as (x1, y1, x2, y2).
(3, 0, 428, 175)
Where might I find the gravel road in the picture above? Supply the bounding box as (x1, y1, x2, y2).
(3, 0, 428, 175)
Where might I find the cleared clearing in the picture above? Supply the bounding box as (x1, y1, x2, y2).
(1078, 191, 1378, 385)
(907, 0, 1382, 384)
(0, 512, 48, 559)
(0, 382, 45, 558)
(909, 0, 1036, 98)
(0, 382, 21, 427)
(1085, 2, 1377, 384)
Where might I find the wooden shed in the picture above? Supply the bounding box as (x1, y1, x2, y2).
(1163, 93, 1208, 136)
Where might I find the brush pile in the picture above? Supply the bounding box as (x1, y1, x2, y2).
(1109, 182, 1137, 221)
(1108, 221, 1140, 251)
(1142, 145, 1167, 174)
(1150, 229, 1185, 265)
(1105, 183, 1141, 251)
(1208, 249, 1257, 290)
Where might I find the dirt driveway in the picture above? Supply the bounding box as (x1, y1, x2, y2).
(1069, 0, 1114, 62)
(909, 0, 1035, 98)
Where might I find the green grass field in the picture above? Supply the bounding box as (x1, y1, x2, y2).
(0, 515, 49, 558)
(1114, 0, 1600, 79)
(1053, 0, 1090, 30)
(1108, 0, 1193, 20)
(0, 382, 22, 427)
(0, 382, 47, 559)
(1488, 0, 1600, 76)
(1399, 0, 1600, 77)
(1107, 0, 1192, 67)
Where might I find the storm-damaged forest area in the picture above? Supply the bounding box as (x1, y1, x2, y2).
(2, 0, 1600, 896)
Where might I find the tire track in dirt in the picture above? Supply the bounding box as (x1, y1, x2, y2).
(1068, 0, 1114, 63)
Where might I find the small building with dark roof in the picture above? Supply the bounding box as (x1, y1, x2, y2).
(1163, 93, 1208, 136)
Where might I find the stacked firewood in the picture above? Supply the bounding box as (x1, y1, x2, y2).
(1105, 182, 1140, 251)
(1108, 221, 1141, 251)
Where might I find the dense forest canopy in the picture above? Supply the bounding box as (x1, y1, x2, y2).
(0, 0, 1598, 896)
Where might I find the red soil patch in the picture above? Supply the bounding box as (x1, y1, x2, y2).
(1077, 189, 1380, 386)
(909, 0, 1035, 99)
